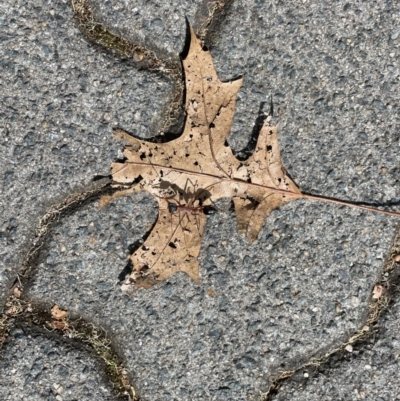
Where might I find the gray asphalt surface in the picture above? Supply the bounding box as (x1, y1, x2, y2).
(275, 292, 400, 401)
(1, 0, 400, 400)
(0, 326, 114, 401)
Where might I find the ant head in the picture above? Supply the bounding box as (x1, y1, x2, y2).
(168, 203, 178, 213)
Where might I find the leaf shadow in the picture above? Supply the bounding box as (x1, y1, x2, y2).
(235, 99, 272, 161)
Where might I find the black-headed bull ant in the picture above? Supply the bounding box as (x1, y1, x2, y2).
(156, 177, 218, 235)
(167, 201, 216, 216)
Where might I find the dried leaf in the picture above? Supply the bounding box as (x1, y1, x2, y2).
(345, 344, 353, 353)
(372, 284, 386, 299)
(50, 320, 69, 330)
(51, 305, 68, 320)
(13, 287, 21, 298)
(103, 26, 302, 291)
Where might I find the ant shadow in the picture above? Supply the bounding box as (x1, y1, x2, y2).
(156, 179, 213, 206)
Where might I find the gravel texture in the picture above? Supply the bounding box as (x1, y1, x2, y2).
(0, 0, 171, 300)
(90, 0, 202, 58)
(275, 296, 400, 401)
(212, 0, 400, 205)
(0, 326, 114, 401)
(28, 193, 396, 400)
(1, 0, 400, 400)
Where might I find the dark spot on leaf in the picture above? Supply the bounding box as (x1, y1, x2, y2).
(139, 265, 149, 273)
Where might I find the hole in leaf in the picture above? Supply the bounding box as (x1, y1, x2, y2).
(139, 265, 149, 273)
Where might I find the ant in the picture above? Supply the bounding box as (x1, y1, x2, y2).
(167, 202, 216, 216)
(155, 177, 218, 237)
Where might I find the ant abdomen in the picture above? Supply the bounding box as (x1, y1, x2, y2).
(203, 206, 216, 215)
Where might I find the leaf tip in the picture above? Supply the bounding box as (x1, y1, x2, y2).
(180, 22, 203, 60)
(121, 283, 135, 296)
(99, 195, 111, 209)
(113, 129, 141, 149)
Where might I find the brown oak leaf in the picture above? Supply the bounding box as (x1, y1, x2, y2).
(101, 26, 302, 292)
(51, 305, 69, 320)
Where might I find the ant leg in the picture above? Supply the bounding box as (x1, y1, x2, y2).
(179, 212, 192, 251)
(193, 212, 202, 237)
(182, 177, 199, 206)
(170, 209, 173, 236)
(169, 198, 184, 237)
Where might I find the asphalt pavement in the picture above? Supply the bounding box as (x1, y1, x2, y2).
(0, 0, 399, 400)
